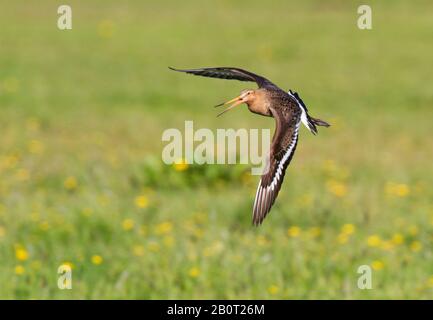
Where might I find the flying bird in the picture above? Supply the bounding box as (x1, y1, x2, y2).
(170, 67, 330, 225)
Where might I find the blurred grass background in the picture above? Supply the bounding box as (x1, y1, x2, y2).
(0, 0, 432, 299)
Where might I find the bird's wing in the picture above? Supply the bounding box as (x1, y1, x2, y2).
(253, 106, 301, 225)
(288, 90, 318, 135)
(169, 66, 277, 88)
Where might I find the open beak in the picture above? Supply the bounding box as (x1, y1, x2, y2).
(214, 95, 244, 117)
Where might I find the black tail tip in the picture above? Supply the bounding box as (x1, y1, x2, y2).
(311, 118, 331, 127)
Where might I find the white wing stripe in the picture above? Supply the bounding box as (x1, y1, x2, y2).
(288, 91, 311, 133)
(267, 122, 300, 191)
(253, 179, 262, 215)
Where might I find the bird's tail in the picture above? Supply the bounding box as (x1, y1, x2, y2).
(307, 116, 330, 135)
(311, 117, 330, 127)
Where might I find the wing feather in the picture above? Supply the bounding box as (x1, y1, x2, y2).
(169, 66, 277, 88)
(252, 107, 301, 225)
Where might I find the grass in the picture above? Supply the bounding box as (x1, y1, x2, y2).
(0, 0, 432, 299)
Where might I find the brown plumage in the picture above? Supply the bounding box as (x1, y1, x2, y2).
(170, 67, 330, 225)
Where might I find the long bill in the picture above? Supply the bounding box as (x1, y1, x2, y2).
(215, 95, 244, 117)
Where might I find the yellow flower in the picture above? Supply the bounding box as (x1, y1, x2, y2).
(81, 208, 93, 217)
(337, 233, 348, 244)
(395, 184, 409, 197)
(188, 267, 200, 278)
(132, 245, 145, 257)
(367, 235, 382, 247)
(241, 171, 252, 185)
(26, 118, 40, 132)
(163, 236, 174, 248)
(64, 176, 78, 190)
(15, 248, 29, 261)
(98, 194, 110, 207)
(203, 247, 212, 257)
(30, 212, 40, 222)
(267, 285, 279, 295)
(98, 20, 115, 39)
(341, 224, 356, 235)
(148, 241, 160, 252)
(173, 158, 189, 172)
(391, 233, 404, 245)
(91, 255, 103, 265)
(231, 254, 243, 264)
(203, 241, 224, 257)
(307, 227, 321, 238)
(193, 212, 207, 224)
(134, 195, 149, 209)
(380, 240, 394, 251)
(326, 180, 347, 197)
(28, 140, 44, 154)
(187, 250, 197, 262)
(16, 168, 30, 181)
(256, 235, 269, 246)
(155, 221, 173, 235)
(385, 182, 410, 197)
(322, 159, 337, 173)
(138, 225, 147, 236)
(408, 225, 418, 236)
(122, 219, 135, 231)
(298, 194, 313, 208)
(394, 218, 406, 227)
(61, 261, 74, 270)
(14, 265, 25, 275)
(427, 276, 433, 288)
(371, 260, 384, 270)
(410, 241, 422, 252)
(0, 225, 5, 238)
(39, 221, 50, 231)
(2, 154, 19, 169)
(287, 226, 301, 238)
(193, 228, 205, 239)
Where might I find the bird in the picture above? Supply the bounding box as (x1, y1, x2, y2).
(170, 66, 330, 225)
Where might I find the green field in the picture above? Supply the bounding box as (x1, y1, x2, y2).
(0, 0, 432, 299)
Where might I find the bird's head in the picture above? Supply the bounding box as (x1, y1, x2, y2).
(215, 89, 256, 117)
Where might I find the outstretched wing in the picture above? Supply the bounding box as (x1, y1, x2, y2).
(169, 66, 277, 89)
(253, 106, 301, 225)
